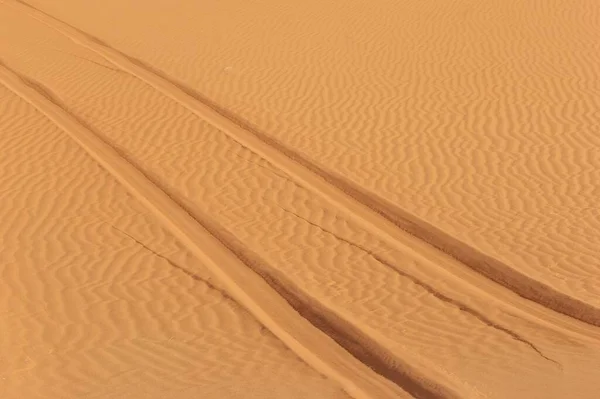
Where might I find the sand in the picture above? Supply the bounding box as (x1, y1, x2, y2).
(1, 0, 599, 398)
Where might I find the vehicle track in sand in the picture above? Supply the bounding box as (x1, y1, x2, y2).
(6, 0, 600, 331)
(0, 59, 463, 399)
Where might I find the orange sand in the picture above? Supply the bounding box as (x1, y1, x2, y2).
(1, 1, 599, 398)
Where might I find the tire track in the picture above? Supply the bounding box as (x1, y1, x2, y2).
(8, 0, 600, 328)
(0, 60, 452, 399)
(275, 205, 560, 366)
(180, 197, 460, 399)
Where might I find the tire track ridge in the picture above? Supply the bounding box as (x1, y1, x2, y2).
(0, 60, 454, 399)
(8, 0, 599, 328)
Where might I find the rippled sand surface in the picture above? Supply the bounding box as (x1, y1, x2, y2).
(1, 1, 599, 398)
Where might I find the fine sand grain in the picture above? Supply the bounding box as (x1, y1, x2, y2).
(1, 1, 600, 398)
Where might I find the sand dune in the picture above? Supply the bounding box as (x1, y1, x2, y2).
(1, 0, 600, 398)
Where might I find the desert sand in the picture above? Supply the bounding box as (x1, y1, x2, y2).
(1, 0, 599, 398)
